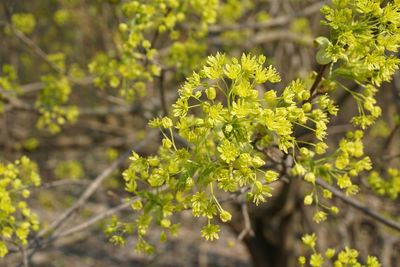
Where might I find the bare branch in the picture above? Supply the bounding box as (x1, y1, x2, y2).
(11, 27, 65, 74)
(79, 104, 140, 116)
(383, 153, 400, 161)
(309, 63, 329, 99)
(51, 186, 167, 241)
(37, 179, 91, 190)
(237, 200, 254, 241)
(159, 70, 168, 116)
(383, 124, 400, 153)
(21, 247, 28, 267)
(316, 178, 400, 232)
(209, 30, 314, 47)
(53, 200, 133, 239)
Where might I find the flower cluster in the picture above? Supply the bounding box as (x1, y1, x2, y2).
(318, 0, 400, 128)
(299, 233, 381, 267)
(35, 74, 78, 134)
(100, 3, 400, 266)
(89, 0, 220, 100)
(0, 157, 41, 257)
(295, 129, 373, 224)
(0, 64, 20, 113)
(118, 52, 346, 252)
(11, 13, 36, 34)
(368, 168, 400, 200)
(54, 160, 84, 180)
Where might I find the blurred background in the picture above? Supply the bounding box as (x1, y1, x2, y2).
(1, 0, 400, 266)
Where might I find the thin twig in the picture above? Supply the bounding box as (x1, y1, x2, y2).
(209, 30, 314, 47)
(237, 200, 255, 241)
(38, 179, 90, 190)
(20, 82, 44, 94)
(19, 76, 93, 94)
(54, 201, 133, 239)
(0, 87, 33, 111)
(383, 124, 399, 153)
(21, 247, 28, 267)
(79, 104, 140, 116)
(11, 27, 65, 74)
(383, 153, 400, 161)
(315, 178, 400, 232)
(309, 64, 329, 99)
(159, 70, 168, 116)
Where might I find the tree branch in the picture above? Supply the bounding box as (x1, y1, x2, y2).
(50, 186, 167, 241)
(11, 27, 65, 75)
(309, 63, 329, 99)
(316, 178, 400, 232)
(209, 30, 314, 47)
(383, 124, 399, 153)
(159, 70, 168, 116)
(238, 200, 255, 241)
